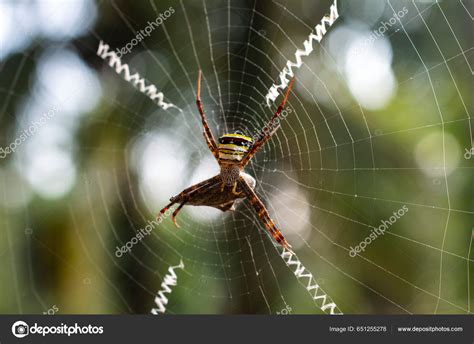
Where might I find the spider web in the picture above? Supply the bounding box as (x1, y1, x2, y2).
(0, 0, 473, 315)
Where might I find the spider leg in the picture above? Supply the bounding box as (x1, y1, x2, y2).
(171, 201, 187, 228)
(240, 77, 295, 168)
(196, 70, 219, 160)
(156, 201, 176, 222)
(237, 177, 292, 251)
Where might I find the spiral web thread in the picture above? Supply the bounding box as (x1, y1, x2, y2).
(277, 246, 342, 315)
(96, 40, 180, 111)
(265, 0, 339, 105)
(150, 260, 185, 315)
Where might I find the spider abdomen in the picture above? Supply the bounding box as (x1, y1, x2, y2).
(170, 172, 255, 213)
(240, 172, 256, 190)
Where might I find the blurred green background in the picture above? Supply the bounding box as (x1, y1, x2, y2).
(0, 0, 472, 314)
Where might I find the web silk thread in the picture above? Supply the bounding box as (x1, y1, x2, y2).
(280, 248, 343, 315)
(97, 40, 181, 111)
(150, 260, 185, 314)
(265, 0, 339, 106)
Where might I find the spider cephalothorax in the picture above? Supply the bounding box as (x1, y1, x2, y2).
(157, 71, 295, 250)
(217, 133, 252, 162)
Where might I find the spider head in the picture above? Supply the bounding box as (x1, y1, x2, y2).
(217, 133, 253, 162)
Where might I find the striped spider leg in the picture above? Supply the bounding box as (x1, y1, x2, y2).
(234, 78, 295, 251)
(240, 77, 295, 168)
(237, 177, 292, 250)
(196, 70, 219, 161)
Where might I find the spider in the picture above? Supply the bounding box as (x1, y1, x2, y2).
(157, 70, 295, 251)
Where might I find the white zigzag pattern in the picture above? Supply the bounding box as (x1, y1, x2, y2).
(280, 249, 342, 315)
(265, 0, 339, 106)
(97, 41, 180, 111)
(151, 260, 185, 315)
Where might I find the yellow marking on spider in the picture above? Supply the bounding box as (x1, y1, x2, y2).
(219, 154, 244, 161)
(232, 182, 241, 195)
(219, 149, 245, 155)
(218, 144, 249, 152)
(221, 133, 253, 141)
